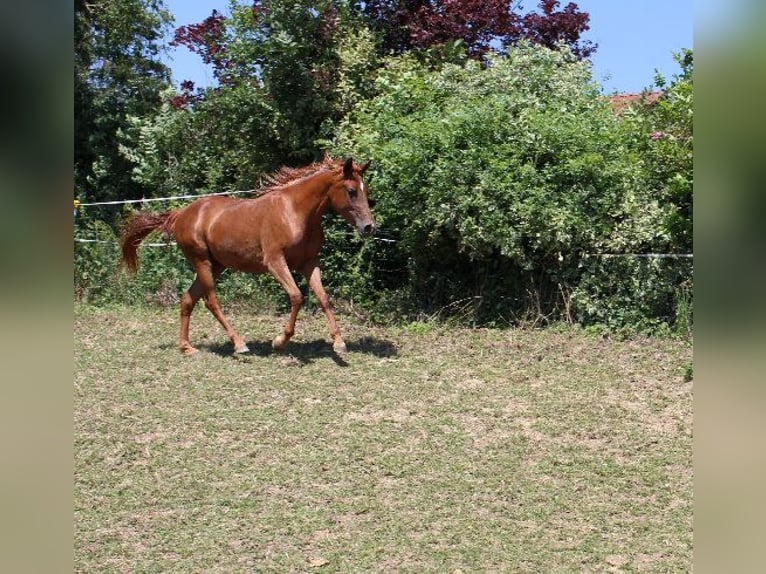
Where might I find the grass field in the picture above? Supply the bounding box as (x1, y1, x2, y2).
(74, 303, 692, 572)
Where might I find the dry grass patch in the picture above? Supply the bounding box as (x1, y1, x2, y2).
(75, 304, 692, 572)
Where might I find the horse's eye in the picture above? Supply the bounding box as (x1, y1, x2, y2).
(347, 187, 358, 199)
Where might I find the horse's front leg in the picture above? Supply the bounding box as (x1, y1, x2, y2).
(303, 263, 346, 354)
(267, 257, 304, 351)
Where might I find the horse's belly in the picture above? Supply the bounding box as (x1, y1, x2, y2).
(210, 242, 268, 273)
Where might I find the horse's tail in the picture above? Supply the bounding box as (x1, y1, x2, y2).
(119, 211, 177, 273)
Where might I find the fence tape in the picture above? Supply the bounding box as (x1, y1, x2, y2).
(75, 237, 174, 247)
(74, 236, 394, 247)
(75, 236, 690, 257)
(76, 189, 256, 207)
(582, 253, 693, 259)
(74, 195, 690, 257)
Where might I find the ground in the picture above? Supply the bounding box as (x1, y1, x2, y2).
(74, 303, 692, 572)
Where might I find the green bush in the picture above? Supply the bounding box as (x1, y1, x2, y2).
(572, 256, 693, 335)
(328, 43, 692, 332)
(570, 50, 693, 335)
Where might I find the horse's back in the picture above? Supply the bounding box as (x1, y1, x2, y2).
(172, 196, 232, 238)
(173, 195, 273, 272)
(172, 197, 241, 254)
(172, 191, 321, 273)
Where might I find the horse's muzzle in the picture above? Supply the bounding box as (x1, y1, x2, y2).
(359, 223, 375, 237)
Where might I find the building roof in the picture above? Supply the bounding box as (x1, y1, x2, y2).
(608, 91, 663, 114)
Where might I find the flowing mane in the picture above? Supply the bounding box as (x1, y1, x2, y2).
(257, 155, 344, 194)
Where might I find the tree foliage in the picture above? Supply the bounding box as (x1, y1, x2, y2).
(571, 50, 694, 332)
(121, 1, 381, 195)
(158, 0, 594, 172)
(644, 50, 693, 252)
(168, 1, 362, 164)
(363, 0, 595, 58)
(118, 83, 282, 196)
(330, 43, 691, 330)
(75, 0, 172, 207)
(330, 44, 622, 318)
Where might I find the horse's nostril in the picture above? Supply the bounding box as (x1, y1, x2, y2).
(362, 224, 375, 236)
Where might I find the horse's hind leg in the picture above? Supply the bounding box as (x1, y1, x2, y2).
(179, 278, 204, 356)
(181, 262, 249, 355)
(200, 262, 250, 354)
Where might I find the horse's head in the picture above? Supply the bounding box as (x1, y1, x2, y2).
(329, 157, 375, 237)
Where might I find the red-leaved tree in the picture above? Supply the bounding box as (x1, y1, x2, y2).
(365, 0, 595, 58)
(172, 2, 595, 84)
(170, 9, 231, 82)
(165, 1, 595, 162)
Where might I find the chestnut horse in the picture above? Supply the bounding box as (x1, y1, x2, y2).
(120, 156, 374, 356)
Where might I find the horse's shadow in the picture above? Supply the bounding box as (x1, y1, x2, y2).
(189, 335, 398, 366)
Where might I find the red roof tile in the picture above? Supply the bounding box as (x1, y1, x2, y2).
(608, 91, 663, 114)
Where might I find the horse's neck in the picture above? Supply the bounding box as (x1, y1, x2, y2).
(283, 172, 334, 221)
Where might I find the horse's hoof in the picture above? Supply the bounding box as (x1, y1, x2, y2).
(234, 344, 250, 354)
(181, 346, 199, 356)
(333, 340, 347, 354)
(272, 336, 287, 351)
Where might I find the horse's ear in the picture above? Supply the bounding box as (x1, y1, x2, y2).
(359, 161, 370, 174)
(343, 157, 354, 179)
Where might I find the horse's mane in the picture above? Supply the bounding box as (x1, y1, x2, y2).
(256, 154, 343, 195)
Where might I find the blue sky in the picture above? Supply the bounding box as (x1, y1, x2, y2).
(160, 0, 693, 94)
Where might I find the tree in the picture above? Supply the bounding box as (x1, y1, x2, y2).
(363, 0, 595, 59)
(645, 49, 693, 253)
(166, 1, 380, 168)
(159, 0, 594, 179)
(168, 8, 229, 82)
(74, 0, 172, 206)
